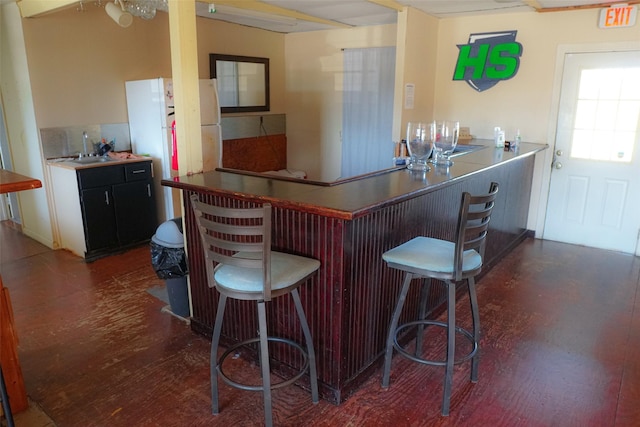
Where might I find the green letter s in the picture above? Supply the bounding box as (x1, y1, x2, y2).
(485, 42, 523, 79)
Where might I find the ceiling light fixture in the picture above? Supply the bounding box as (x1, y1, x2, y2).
(124, 0, 168, 20)
(106, 0, 133, 27)
(104, 0, 169, 26)
(208, 3, 297, 26)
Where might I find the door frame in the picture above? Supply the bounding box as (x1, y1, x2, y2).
(535, 41, 640, 256)
(0, 91, 21, 223)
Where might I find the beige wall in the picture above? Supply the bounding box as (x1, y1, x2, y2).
(21, 5, 284, 128)
(285, 24, 397, 181)
(6, 4, 284, 248)
(284, 6, 638, 222)
(22, 5, 170, 128)
(434, 8, 639, 142)
(197, 18, 285, 114)
(395, 7, 439, 140)
(0, 2, 52, 246)
(432, 9, 639, 233)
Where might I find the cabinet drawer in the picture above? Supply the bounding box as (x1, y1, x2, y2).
(77, 165, 125, 189)
(125, 162, 152, 182)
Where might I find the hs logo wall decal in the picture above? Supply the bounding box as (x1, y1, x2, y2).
(452, 31, 523, 92)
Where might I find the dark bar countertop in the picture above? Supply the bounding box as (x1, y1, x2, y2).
(163, 140, 547, 218)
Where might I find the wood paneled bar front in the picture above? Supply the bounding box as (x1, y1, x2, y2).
(163, 140, 547, 404)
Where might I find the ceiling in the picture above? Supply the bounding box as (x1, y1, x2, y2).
(193, 0, 635, 33)
(6, 0, 636, 32)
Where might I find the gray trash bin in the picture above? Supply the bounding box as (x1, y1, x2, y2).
(150, 218, 189, 318)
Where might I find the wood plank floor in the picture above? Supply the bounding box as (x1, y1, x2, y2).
(1, 221, 639, 426)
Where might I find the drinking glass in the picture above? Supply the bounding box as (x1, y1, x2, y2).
(406, 122, 434, 171)
(431, 120, 459, 166)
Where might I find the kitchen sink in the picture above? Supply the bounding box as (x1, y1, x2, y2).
(71, 156, 112, 164)
(449, 144, 485, 157)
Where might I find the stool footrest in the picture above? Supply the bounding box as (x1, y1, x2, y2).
(393, 320, 478, 366)
(218, 336, 310, 392)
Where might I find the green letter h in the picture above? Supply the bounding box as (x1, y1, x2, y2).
(453, 44, 489, 80)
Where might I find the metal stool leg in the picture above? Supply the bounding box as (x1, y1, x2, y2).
(257, 301, 273, 427)
(211, 295, 227, 415)
(415, 278, 432, 357)
(467, 276, 480, 382)
(291, 289, 319, 403)
(0, 366, 15, 427)
(442, 280, 456, 416)
(382, 272, 413, 388)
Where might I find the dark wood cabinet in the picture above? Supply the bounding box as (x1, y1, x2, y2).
(80, 185, 119, 252)
(113, 180, 157, 246)
(77, 161, 157, 260)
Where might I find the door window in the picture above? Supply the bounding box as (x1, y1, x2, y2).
(572, 67, 640, 162)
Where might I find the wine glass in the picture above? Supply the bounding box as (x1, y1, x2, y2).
(431, 120, 459, 166)
(406, 122, 434, 171)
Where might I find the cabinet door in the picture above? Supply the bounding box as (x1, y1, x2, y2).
(112, 181, 157, 246)
(80, 187, 118, 252)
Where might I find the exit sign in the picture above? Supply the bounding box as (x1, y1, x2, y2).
(598, 3, 637, 28)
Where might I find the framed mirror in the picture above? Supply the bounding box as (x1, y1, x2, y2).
(209, 54, 270, 113)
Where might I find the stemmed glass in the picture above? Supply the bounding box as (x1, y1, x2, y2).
(406, 122, 434, 171)
(431, 120, 459, 166)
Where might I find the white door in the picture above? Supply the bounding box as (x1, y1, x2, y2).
(544, 50, 640, 254)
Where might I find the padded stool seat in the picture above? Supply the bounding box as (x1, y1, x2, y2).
(381, 182, 499, 416)
(382, 237, 483, 274)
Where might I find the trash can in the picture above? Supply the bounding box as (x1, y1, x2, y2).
(150, 218, 189, 318)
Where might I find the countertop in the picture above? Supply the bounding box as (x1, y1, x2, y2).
(163, 139, 548, 220)
(47, 154, 152, 170)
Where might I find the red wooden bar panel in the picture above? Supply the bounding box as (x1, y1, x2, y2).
(165, 141, 545, 403)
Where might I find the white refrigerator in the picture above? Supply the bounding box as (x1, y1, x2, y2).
(125, 78, 222, 223)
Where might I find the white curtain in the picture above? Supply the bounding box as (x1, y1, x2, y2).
(341, 47, 396, 178)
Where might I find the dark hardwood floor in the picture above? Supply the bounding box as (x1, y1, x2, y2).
(1, 220, 639, 426)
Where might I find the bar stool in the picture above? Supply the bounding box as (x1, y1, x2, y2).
(381, 182, 499, 416)
(190, 195, 320, 427)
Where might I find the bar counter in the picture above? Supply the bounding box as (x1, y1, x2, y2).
(163, 140, 547, 403)
(0, 169, 42, 194)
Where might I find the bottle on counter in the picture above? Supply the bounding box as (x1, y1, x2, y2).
(494, 127, 505, 148)
(513, 129, 521, 150)
(393, 140, 409, 166)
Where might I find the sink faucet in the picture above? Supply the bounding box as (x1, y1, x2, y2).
(81, 131, 88, 157)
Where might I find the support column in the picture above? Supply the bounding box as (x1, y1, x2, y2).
(168, 0, 204, 177)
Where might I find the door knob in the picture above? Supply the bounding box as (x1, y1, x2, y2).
(556, 150, 563, 156)
(554, 162, 563, 169)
